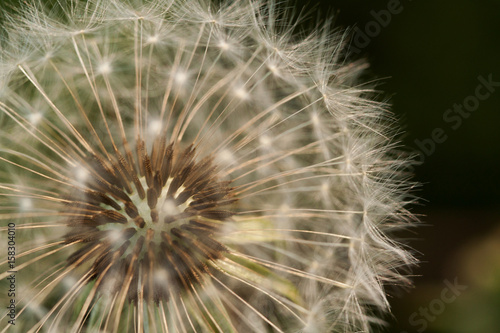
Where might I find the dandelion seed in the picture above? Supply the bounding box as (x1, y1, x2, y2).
(98, 62, 112, 75)
(234, 86, 249, 100)
(19, 198, 33, 212)
(27, 112, 43, 125)
(217, 40, 230, 51)
(174, 71, 189, 85)
(147, 35, 160, 45)
(0, 0, 416, 332)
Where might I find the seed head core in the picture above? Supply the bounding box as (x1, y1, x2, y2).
(64, 136, 237, 303)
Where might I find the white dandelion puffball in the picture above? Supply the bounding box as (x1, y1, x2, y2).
(0, 0, 415, 332)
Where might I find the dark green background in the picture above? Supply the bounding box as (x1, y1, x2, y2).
(2, 0, 499, 332)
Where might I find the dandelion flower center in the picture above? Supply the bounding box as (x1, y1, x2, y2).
(65, 136, 236, 303)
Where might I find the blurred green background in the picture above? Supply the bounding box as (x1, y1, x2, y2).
(2, 0, 499, 332)
(296, 0, 500, 332)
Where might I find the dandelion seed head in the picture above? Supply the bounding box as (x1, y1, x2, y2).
(72, 165, 90, 185)
(107, 228, 125, 244)
(321, 181, 330, 194)
(148, 119, 163, 136)
(216, 149, 235, 164)
(153, 268, 170, 284)
(311, 112, 320, 126)
(259, 134, 272, 147)
(19, 197, 33, 212)
(0, 0, 416, 331)
(174, 70, 188, 85)
(234, 86, 249, 100)
(160, 198, 181, 216)
(217, 39, 230, 51)
(146, 34, 159, 44)
(97, 61, 112, 75)
(268, 63, 279, 75)
(28, 111, 43, 125)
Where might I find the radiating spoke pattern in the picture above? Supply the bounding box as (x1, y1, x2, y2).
(0, 1, 415, 332)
